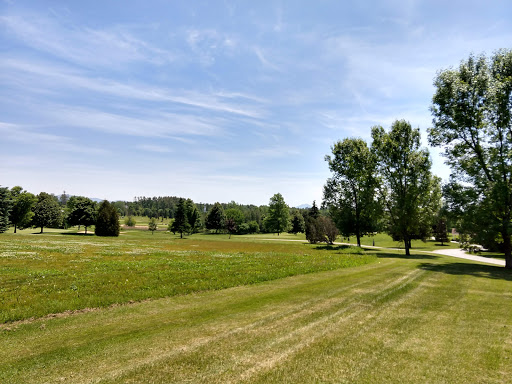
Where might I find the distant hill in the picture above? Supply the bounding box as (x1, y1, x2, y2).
(296, 204, 312, 209)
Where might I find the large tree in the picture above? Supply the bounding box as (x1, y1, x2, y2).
(205, 202, 225, 233)
(95, 200, 120, 236)
(323, 138, 379, 247)
(372, 120, 441, 256)
(67, 196, 96, 234)
(185, 199, 202, 234)
(9, 186, 36, 233)
(32, 192, 62, 233)
(429, 50, 512, 268)
(0, 187, 12, 233)
(263, 193, 290, 235)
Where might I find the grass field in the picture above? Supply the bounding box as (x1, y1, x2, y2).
(1, 230, 511, 383)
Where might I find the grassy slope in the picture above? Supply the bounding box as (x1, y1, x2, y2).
(1, 247, 511, 383)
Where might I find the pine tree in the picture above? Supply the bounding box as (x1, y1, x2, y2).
(171, 198, 190, 238)
(205, 202, 225, 233)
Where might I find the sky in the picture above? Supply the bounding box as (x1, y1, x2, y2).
(1, 1, 511, 206)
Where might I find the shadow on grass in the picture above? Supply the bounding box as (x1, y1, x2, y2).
(314, 244, 353, 251)
(377, 252, 440, 260)
(61, 232, 95, 236)
(419, 262, 512, 281)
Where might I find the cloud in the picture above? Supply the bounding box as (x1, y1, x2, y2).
(136, 144, 172, 153)
(1, 13, 175, 68)
(0, 122, 106, 155)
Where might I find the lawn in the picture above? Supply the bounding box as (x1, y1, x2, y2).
(0, 230, 374, 323)
(1, 231, 511, 383)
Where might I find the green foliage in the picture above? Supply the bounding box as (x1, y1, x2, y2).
(0, 187, 12, 233)
(171, 198, 190, 238)
(67, 196, 96, 234)
(125, 215, 137, 227)
(225, 208, 245, 236)
(372, 120, 441, 255)
(309, 200, 320, 219)
(185, 199, 202, 233)
(148, 217, 157, 234)
(95, 200, 120, 237)
(32, 192, 62, 233)
(305, 216, 338, 244)
(434, 217, 449, 245)
(205, 202, 226, 233)
(290, 210, 305, 234)
(9, 186, 36, 233)
(324, 138, 379, 247)
(429, 49, 512, 268)
(263, 193, 290, 235)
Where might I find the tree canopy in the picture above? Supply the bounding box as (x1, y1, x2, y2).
(171, 198, 190, 238)
(324, 138, 379, 247)
(0, 187, 11, 233)
(205, 202, 225, 233)
(95, 200, 120, 236)
(67, 196, 96, 234)
(9, 186, 36, 233)
(429, 49, 512, 268)
(263, 193, 290, 235)
(372, 120, 441, 256)
(32, 192, 62, 233)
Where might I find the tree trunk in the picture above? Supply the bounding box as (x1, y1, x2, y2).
(503, 233, 512, 269)
(404, 234, 410, 256)
(180, 231, 183, 239)
(40, 226, 43, 234)
(356, 233, 361, 247)
(14, 224, 17, 234)
(85, 226, 87, 235)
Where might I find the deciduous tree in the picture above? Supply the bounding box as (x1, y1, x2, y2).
(372, 120, 441, 256)
(32, 192, 62, 233)
(263, 193, 290, 235)
(0, 187, 12, 233)
(429, 50, 512, 268)
(68, 196, 96, 234)
(205, 202, 225, 233)
(323, 138, 379, 247)
(148, 217, 157, 234)
(9, 186, 36, 233)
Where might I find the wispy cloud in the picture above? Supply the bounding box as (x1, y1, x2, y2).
(136, 144, 172, 153)
(1, 13, 175, 68)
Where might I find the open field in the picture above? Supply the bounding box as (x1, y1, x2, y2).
(0, 231, 374, 323)
(1, 231, 511, 383)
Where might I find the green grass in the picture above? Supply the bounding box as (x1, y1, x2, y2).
(0, 231, 374, 323)
(1, 245, 511, 383)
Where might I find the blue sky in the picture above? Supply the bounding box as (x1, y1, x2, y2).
(1, 1, 511, 206)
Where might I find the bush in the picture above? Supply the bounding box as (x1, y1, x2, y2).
(124, 216, 136, 227)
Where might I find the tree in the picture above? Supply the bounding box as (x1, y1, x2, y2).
(205, 202, 225, 233)
(372, 120, 441, 256)
(429, 50, 512, 268)
(434, 217, 449, 245)
(32, 192, 62, 233)
(125, 216, 136, 227)
(290, 210, 305, 234)
(323, 138, 379, 247)
(95, 200, 120, 236)
(67, 196, 96, 234)
(9, 186, 36, 233)
(171, 198, 190, 238)
(263, 193, 290, 235)
(309, 200, 320, 219)
(0, 187, 12, 233)
(185, 199, 201, 234)
(148, 217, 157, 234)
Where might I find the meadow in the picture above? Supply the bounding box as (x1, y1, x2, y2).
(1, 229, 511, 383)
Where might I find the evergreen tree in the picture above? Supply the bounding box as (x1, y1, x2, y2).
(95, 200, 120, 236)
(205, 202, 225, 233)
(290, 210, 305, 234)
(185, 199, 201, 233)
(309, 200, 320, 219)
(171, 198, 190, 238)
(0, 187, 12, 233)
(32, 192, 62, 233)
